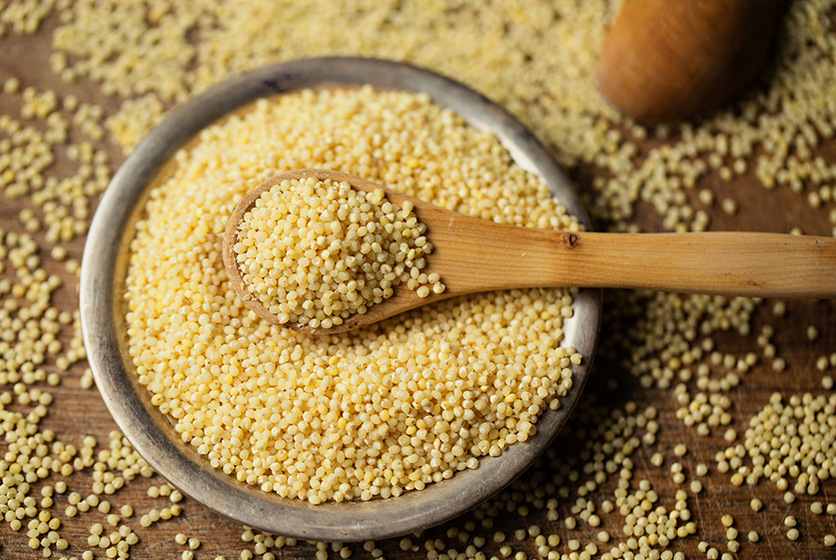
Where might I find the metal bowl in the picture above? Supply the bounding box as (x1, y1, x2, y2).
(80, 57, 602, 542)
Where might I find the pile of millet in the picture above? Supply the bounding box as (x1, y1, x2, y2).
(233, 176, 443, 328)
(124, 87, 582, 503)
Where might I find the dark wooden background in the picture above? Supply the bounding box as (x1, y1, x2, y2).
(2, 9, 836, 560)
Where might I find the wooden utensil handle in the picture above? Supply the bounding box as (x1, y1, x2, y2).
(426, 213, 836, 298)
(533, 231, 836, 298)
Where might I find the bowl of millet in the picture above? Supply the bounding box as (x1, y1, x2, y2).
(80, 57, 602, 541)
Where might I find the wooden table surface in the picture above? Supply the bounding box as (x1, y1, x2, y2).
(2, 6, 836, 560)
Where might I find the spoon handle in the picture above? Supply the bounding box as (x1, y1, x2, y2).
(542, 231, 836, 298)
(428, 211, 836, 298)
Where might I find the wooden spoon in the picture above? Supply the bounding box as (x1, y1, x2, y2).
(596, 0, 786, 122)
(223, 169, 836, 335)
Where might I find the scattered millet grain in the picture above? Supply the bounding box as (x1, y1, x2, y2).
(3, 77, 20, 94)
(812, 502, 824, 515)
(2, 0, 836, 557)
(698, 189, 714, 206)
(726, 393, 836, 498)
(720, 198, 738, 216)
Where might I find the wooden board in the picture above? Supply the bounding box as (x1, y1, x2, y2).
(2, 8, 836, 560)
